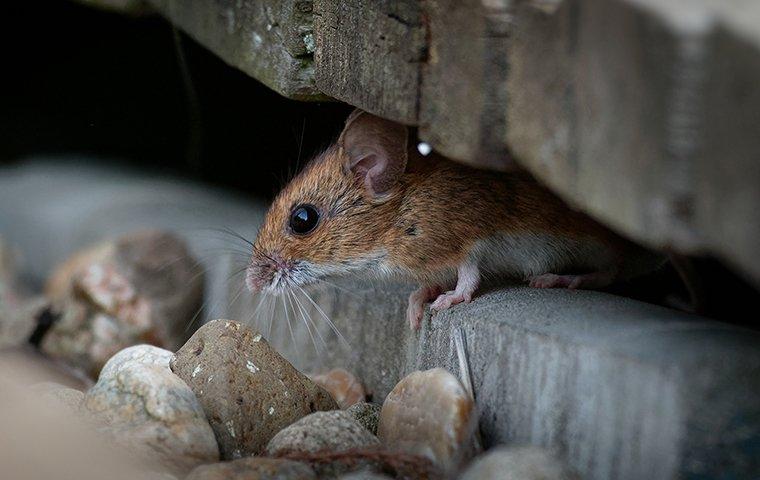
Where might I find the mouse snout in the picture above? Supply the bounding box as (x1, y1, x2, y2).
(246, 251, 294, 294)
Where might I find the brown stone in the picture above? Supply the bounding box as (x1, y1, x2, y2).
(171, 319, 337, 459)
(310, 368, 366, 409)
(41, 230, 203, 376)
(377, 368, 477, 471)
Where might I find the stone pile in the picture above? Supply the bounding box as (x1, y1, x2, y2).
(0, 231, 577, 479)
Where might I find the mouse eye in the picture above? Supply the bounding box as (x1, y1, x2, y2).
(289, 204, 320, 235)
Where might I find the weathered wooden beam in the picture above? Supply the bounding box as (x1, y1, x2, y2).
(505, 0, 760, 284)
(146, 0, 324, 100)
(418, 0, 513, 170)
(312, 0, 425, 124)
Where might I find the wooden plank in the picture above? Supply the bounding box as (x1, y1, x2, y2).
(418, 0, 513, 170)
(505, 0, 760, 285)
(313, 0, 425, 124)
(147, 0, 324, 100)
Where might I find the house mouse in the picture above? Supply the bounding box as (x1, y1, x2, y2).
(247, 109, 663, 330)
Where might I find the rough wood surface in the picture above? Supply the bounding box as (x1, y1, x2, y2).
(313, 0, 425, 124)
(505, 0, 760, 284)
(147, 0, 324, 100)
(419, 0, 513, 170)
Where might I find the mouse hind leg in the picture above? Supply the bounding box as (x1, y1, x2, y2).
(528, 270, 615, 289)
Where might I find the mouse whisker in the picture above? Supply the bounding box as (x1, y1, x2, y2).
(265, 293, 276, 341)
(285, 289, 319, 353)
(293, 288, 326, 354)
(314, 278, 359, 298)
(281, 292, 300, 366)
(295, 285, 351, 350)
(288, 289, 318, 356)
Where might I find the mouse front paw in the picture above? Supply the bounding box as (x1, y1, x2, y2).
(430, 290, 472, 312)
(429, 260, 480, 315)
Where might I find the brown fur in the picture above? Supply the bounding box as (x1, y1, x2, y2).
(253, 141, 642, 287)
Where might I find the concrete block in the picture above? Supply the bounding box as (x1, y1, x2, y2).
(237, 279, 760, 480)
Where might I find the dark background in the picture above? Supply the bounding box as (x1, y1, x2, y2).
(0, 0, 351, 199)
(1, 0, 757, 325)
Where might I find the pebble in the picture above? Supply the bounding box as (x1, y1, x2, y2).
(41, 230, 203, 376)
(185, 457, 316, 480)
(310, 368, 366, 409)
(347, 402, 381, 435)
(459, 446, 579, 480)
(83, 345, 219, 474)
(266, 410, 382, 478)
(171, 319, 338, 459)
(377, 368, 478, 471)
(266, 410, 380, 456)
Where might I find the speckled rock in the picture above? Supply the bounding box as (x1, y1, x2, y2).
(347, 402, 381, 435)
(83, 345, 219, 474)
(266, 410, 380, 456)
(377, 368, 477, 471)
(459, 446, 579, 480)
(29, 381, 85, 413)
(185, 457, 316, 480)
(171, 319, 338, 459)
(310, 368, 366, 409)
(41, 230, 203, 376)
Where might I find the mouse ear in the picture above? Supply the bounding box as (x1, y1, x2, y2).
(338, 109, 408, 200)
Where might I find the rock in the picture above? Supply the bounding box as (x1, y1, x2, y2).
(266, 410, 380, 456)
(337, 472, 393, 480)
(41, 230, 204, 376)
(459, 446, 578, 480)
(29, 381, 85, 413)
(185, 457, 316, 480)
(377, 368, 477, 471)
(83, 345, 219, 474)
(171, 319, 338, 459)
(266, 410, 382, 478)
(347, 402, 381, 435)
(310, 368, 366, 409)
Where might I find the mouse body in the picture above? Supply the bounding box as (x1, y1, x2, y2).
(248, 110, 661, 329)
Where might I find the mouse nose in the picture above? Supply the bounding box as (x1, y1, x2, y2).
(246, 252, 288, 293)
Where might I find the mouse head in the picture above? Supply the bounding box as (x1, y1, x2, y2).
(247, 110, 408, 294)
